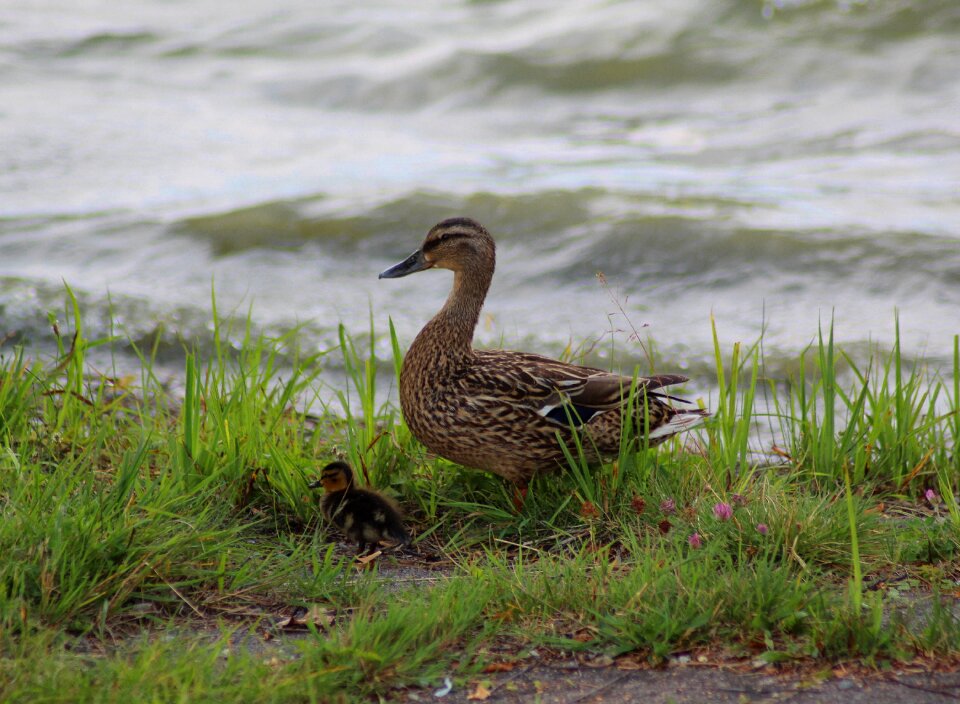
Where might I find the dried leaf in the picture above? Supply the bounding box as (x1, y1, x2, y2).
(279, 604, 335, 630)
(771, 445, 792, 460)
(491, 605, 518, 622)
(304, 604, 335, 628)
(572, 629, 593, 643)
(467, 683, 491, 700)
(355, 550, 383, 566)
(483, 662, 515, 673)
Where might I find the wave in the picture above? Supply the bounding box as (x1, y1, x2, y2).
(9, 0, 958, 110)
(168, 188, 960, 294)
(0, 275, 343, 376)
(258, 0, 960, 110)
(169, 189, 599, 254)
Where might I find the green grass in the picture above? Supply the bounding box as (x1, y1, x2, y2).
(0, 289, 958, 702)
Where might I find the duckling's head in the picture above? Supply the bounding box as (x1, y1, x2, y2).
(379, 218, 495, 279)
(309, 461, 354, 492)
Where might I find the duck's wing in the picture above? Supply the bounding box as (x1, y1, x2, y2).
(469, 350, 689, 427)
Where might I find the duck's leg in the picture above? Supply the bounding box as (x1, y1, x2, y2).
(511, 483, 529, 512)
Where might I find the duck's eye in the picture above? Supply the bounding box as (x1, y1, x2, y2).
(424, 230, 465, 252)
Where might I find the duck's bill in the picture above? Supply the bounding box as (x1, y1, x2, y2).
(307, 479, 323, 489)
(379, 249, 431, 279)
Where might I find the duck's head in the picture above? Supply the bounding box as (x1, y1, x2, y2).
(379, 218, 495, 279)
(308, 461, 354, 492)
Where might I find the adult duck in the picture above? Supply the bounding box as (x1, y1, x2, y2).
(379, 217, 706, 483)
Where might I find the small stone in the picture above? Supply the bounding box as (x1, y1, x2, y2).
(584, 655, 614, 668)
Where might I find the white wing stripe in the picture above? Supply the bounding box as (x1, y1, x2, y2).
(648, 413, 706, 439)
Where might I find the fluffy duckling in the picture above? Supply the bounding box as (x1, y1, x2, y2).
(309, 461, 409, 555)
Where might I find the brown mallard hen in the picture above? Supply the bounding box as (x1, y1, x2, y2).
(379, 217, 707, 483)
(309, 461, 410, 555)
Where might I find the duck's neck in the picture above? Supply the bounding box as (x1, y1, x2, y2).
(417, 265, 492, 358)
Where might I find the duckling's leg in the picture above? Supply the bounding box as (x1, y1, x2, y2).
(359, 540, 388, 558)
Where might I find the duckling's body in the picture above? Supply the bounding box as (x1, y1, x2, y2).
(380, 218, 708, 483)
(310, 461, 409, 555)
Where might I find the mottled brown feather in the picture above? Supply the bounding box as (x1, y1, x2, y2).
(383, 218, 707, 483)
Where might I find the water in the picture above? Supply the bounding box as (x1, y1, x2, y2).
(2, 0, 959, 386)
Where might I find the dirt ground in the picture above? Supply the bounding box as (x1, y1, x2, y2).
(425, 662, 960, 703)
(127, 551, 958, 703)
(352, 555, 960, 703)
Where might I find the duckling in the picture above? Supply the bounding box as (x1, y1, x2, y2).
(379, 217, 708, 483)
(309, 461, 410, 555)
